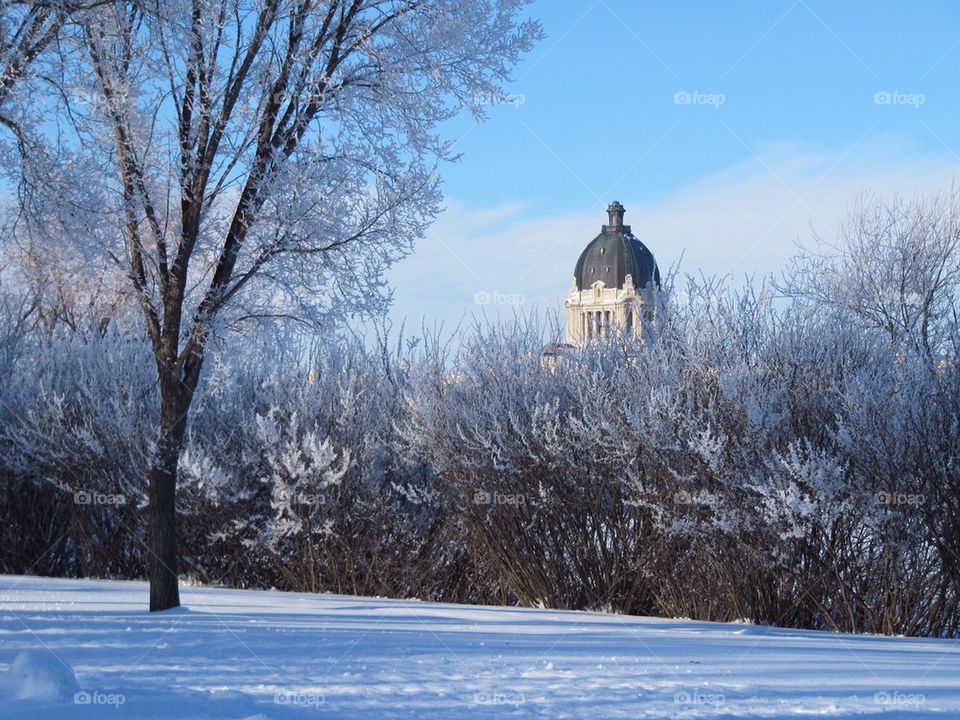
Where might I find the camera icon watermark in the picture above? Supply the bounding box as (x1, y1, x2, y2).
(874, 491, 925, 507)
(473, 489, 525, 506)
(874, 690, 926, 707)
(74, 490, 126, 506)
(274, 689, 325, 708)
(74, 690, 125, 707)
(673, 90, 725, 108)
(473, 290, 525, 306)
(276, 488, 331, 506)
(474, 691, 525, 706)
(873, 90, 925, 108)
(674, 689, 725, 708)
(474, 91, 526, 108)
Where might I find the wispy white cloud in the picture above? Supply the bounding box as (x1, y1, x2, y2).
(387, 142, 960, 334)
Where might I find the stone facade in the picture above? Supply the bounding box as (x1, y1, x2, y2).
(563, 274, 657, 345)
(563, 202, 660, 347)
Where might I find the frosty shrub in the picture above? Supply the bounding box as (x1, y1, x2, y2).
(3, 191, 960, 635)
(0, 327, 154, 577)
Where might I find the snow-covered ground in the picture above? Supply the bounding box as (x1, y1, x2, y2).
(1, 575, 958, 719)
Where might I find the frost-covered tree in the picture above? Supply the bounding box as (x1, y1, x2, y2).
(779, 191, 960, 359)
(2, 265, 960, 634)
(1, 0, 540, 610)
(1, 1, 68, 135)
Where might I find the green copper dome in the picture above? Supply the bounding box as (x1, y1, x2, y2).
(574, 202, 660, 292)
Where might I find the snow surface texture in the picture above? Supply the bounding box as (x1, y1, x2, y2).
(1, 649, 78, 701)
(0, 575, 958, 719)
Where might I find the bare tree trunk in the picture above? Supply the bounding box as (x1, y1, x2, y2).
(148, 377, 189, 611)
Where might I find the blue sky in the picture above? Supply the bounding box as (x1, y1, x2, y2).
(387, 0, 960, 333)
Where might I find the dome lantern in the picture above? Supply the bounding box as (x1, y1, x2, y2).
(603, 200, 628, 233)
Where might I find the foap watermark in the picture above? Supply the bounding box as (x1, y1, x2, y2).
(674, 689, 725, 708)
(276, 488, 332, 506)
(874, 491, 925, 507)
(473, 489, 526, 506)
(473, 290, 525, 306)
(673, 90, 725, 108)
(274, 689, 325, 709)
(74, 490, 126, 506)
(474, 691, 526, 707)
(874, 690, 926, 708)
(873, 90, 925, 108)
(473, 90, 526, 108)
(74, 690, 126, 708)
(673, 490, 694, 505)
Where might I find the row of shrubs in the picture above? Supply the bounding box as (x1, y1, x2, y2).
(2, 280, 959, 636)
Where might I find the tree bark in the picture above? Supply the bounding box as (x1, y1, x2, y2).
(148, 380, 189, 611)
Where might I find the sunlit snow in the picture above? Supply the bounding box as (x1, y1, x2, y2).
(2, 576, 959, 718)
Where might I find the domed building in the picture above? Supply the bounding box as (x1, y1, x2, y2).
(564, 201, 660, 346)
